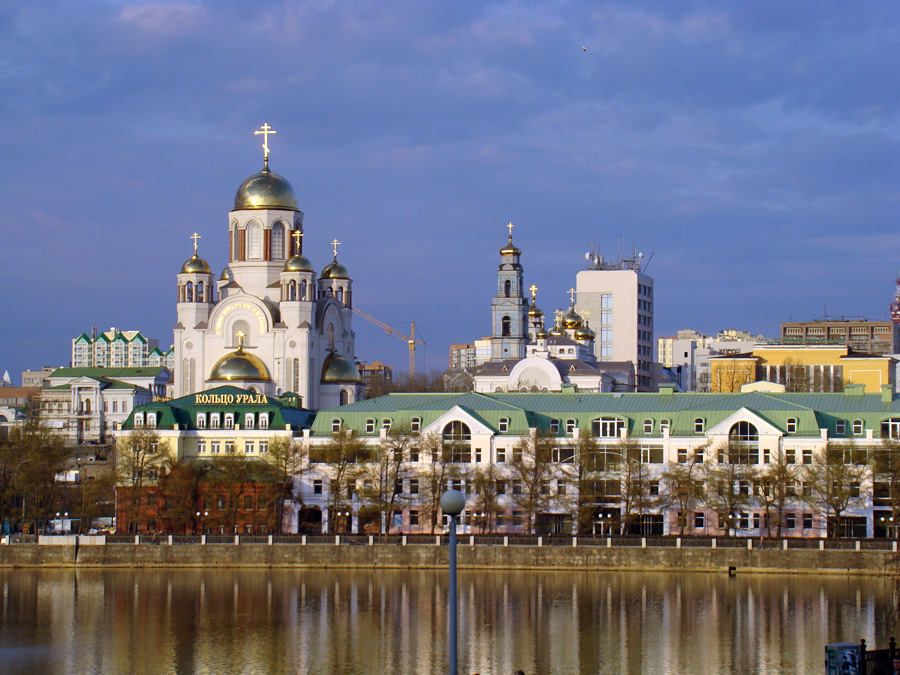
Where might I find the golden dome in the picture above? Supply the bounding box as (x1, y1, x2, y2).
(536, 327, 550, 340)
(562, 306, 583, 330)
(181, 255, 211, 274)
(321, 351, 360, 383)
(527, 300, 543, 318)
(574, 324, 595, 341)
(234, 161, 299, 211)
(220, 267, 231, 281)
(209, 348, 270, 381)
(499, 234, 521, 256)
(284, 254, 314, 273)
(320, 257, 349, 280)
(549, 324, 565, 336)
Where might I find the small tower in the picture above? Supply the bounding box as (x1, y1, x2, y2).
(279, 230, 316, 322)
(176, 233, 215, 328)
(526, 284, 545, 342)
(490, 223, 528, 360)
(317, 239, 353, 307)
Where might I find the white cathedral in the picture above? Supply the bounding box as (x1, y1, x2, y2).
(173, 126, 362, 409)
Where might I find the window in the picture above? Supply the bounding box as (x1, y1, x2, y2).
(641, 445, 664, 464)
(411, 417, 421, 433)
(259, 413, 268, 429)
(225, 441, 235, 454)
(409, 447, 419, 462)
(836, 419, 847, 435)
(112, 401, 118, 413)
(802, 449, 812, 465)
(557, 480, 567, 495)
(146, 412, 157, 429)
(659, 419, 670, 433)
(409, 510, 419, 526)
(643, 419, 653, 434)
(541, 480, 551, 495)
(694, 418, 704, 433)
(786, 418, 797, 434)
(247, 222, 262, 259)
(496, 480, 506, 495)
(246, 441, 255, 454)
(365, 419, 376, 434)
(803, 513, 813, 529)
(649, 480, 659, 496)
(496, 448, 505, 463)
(382, 418, 391, 431)
(410, 479, 419, 495)
(211, 413, 220, 429)
(332, 419, 341, 434)
(501, 316, 511, 337)
(245, 413, 255, 430)
(313, 480, 323, 495)
(211, 441, 221, 454)
(694, 447, 705, 463)
(592, 417, 625, 438)
(852, 419, 864, 435)
(498, 418, 509, 433)
(552, 447, 575, 463)
(786, 513, 796, 529)
(196, 413, 206, 429)
(197, 441, 206, 454)
(786, 449, 796, 464)
(739, 513, 750, 530)
(677, 448, 688, 464)
(272, 222, 284, 259)
(565, 419, 576, 435)
(259, 441, 268, 454)
(550, 419, 560, 433)
(224, 413, 234, 430)
(442, 421, 471, 463)
(134, 413, 144, 428)
(244, 495, 253, 511)
(694, 512, 704, 529)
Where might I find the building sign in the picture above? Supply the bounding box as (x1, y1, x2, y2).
(194, 393, 268, 405)
(214, 301, 267, 334)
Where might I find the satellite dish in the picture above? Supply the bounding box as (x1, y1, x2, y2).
(585, 252, 591, 261)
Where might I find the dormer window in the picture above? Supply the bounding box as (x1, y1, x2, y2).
(196, 413, 206, 429)
(499, 418, 509, 433)
(549, 419, 560, 433)
(211, 413, 220, 429)
(382, 418, 391, 431)
(836, 419, 846, 435)
(852, 419, 864, 435)
(134, 412, 144, 428)
(259, 413, 269, 429)
(332, 419, 341, 434)
(366, 419, 376, 434)
(694, 418, 704, 433)
(643, 419, 653, 434)
(411, 417, 421, 433)
(565, 419, 576, 435)
(146, 412, 157, 429)
(245, 413, 255, 430)
(660, 419, 670, 433)
(786, 418, 797, 434)
(224, 413, 235, 430)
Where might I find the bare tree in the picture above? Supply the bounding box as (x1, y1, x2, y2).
(561, 432, 620, 535)
(660, 449, 705, 536)
(471, 463, 504, 533)
(260, 437, 305, 533)
(802, 442, 868, 540)
(616, 439, 654, 535)
(359, 427, 415, 534)
(702, 441, 757, 536)
(310, 432, 371, 534)
(755, 449, 797, 538)
(508, 428, 556, 534)
(417, 432, 470, 534)
(873, 439, 900, 538)
(116, 428, 168, 533)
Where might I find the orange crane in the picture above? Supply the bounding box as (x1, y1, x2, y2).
(352, 308, 425, 381)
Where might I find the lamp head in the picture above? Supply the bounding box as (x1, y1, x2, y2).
(440, 490, 465, 516)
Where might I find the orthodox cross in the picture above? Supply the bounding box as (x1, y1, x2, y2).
(331, 238, 341, 257)
(507, 222, 514, 237)
(581, 309, 591, 323)
(292, 229, 303, 254)
(190, 232, 201, 255)
(254, 123, 277, 160)
(554, 309, 564, 326)
(236, 331, 245, 350)
(529, 284, 538, 302)
(568, 287, 577, 304)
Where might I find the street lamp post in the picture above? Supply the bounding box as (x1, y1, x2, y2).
(441, 489, 465, 675)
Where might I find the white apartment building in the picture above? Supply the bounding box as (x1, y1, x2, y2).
(575, 249, 654, 391)
(658, 329, 765, 392)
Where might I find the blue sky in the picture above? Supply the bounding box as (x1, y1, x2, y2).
(1, 1, 898, 382)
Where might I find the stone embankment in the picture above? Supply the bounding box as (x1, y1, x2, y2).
(1, 535, 898, 574)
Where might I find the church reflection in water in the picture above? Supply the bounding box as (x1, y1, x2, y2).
(0, 569, 893, 675)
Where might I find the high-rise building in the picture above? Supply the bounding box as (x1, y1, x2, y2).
(449, 344, 477, 371)
(575, 248, 654, 391)
(781, 318, 899, 355)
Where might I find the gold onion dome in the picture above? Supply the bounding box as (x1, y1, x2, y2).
(575, 324, 595, 341)
(549, 323, 565, 337)
(220, 267, 231, 281)
(321, 351, 361, 383)
(536, 327, 550, 340)
(234, 159, 299, 211)
(499, 234, 521, 256)
(320, 257, 349, 280)
(209, 347, 270, 381)
(562, 306, 583, 330)
(527, 300, 544, 318)
(181, 255, 211, 274)
(284, 254, 314, 273)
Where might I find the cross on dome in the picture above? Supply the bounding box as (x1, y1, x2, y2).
(190, 232, 201, 254)
(236, 331, 245, 350)
(554, 309, 564, 324)
(568, 287, 577, 304)
(529, 284, 538, 301)
(331, 238, 342, 258)
(254, 123, 277, 161)
(292, 229, 303, 253)
(507, 222, 514, 237)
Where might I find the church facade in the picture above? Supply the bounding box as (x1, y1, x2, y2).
(173, 127, 362, 410)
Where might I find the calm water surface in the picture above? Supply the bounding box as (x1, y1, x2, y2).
(0, 568, 895, 675)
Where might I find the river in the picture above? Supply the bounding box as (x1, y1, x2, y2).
(0, 568, 894, 674)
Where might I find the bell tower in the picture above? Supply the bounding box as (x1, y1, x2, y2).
(489, 223, 528, 360)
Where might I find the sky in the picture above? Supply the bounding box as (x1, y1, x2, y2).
(1, 1, 899, 383)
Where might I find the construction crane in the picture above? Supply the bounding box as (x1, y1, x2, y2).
(352, 308, 425, 380)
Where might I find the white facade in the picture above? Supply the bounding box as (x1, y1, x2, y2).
(173, 147, 363, 410)
(575, 265, 654, 391)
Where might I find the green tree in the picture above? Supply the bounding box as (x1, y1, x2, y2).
(802, 442, 868, 540)
(508, 428, 556, 534)
(310, 432, 371, 533)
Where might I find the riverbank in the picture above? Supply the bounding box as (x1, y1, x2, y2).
(1, 539, 897, 574)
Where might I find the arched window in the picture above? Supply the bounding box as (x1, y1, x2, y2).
(271, 222, 285, 259)
(196, 281, 204, 302)
(442, 421, 471, 463)
(337, 287, 344, 303)
(247, 222, 262, 259)
(232, 228, 240, 261)
(289, 280, 297, 301)
(245, 413, 255, 430)
(786, 418, 797, 434)
(300, 280, 307, 301)
(232, 320, 250, 348)
(339, 389, 350, 405)
(83, 399, 92, 413)
(729, 421, 758, 444)
(726, 421, 759, 464)
(328, 324, 335, 350)
(502, 316, 511, 337)
(504, 279, 511, 297)
(186, 282, 193, 302)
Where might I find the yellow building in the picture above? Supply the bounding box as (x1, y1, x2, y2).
(710, 344, 894, 393)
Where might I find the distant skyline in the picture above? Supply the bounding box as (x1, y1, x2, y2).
(2, 2, 899, 383)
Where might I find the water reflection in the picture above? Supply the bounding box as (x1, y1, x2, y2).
(0, 568, 893, 675)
